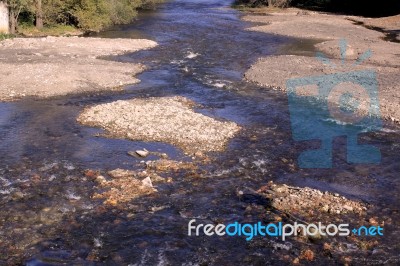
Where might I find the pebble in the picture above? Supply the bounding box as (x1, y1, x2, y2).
(194, 151, 204, 157)
(96, 175, 106, 183)
(108, 169, 135, 179)
(323, 242, 332, 251)
(300, 249, 314, 261)
(343, 205, 353, 211)
(141, 177, 153, 188)
(321, 205, 329, 212)
(135, 149, 149, 157)
(368, 217, 379, 226)
(12, 191, 24, 200)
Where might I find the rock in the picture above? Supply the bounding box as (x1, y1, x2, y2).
(141, 177, 153, 188)
(84, 169, 99, 178)
(194, 151, 204, 158)
(108, 169, 135, 179)
(343, 205, 353, 212)
(135, 149, 149, 158)
(300, 249, 314, 261)
(127, 151, 137, 157)
(96, 175, 106, 183)
(12, 191, 24, 200)
(66, 191, 81, 200)
(341, 256, 352, 265)
(369, 217, 379, 226)
(31, 174, 41, 184)
(275, 186, 286, 193)
(272, 214, 282, 222)
(64, 162, 75, 170)
(151, 205, 168, 212)
(93, 238, 102, 248)
(150, 174, 165, 183)
(256, 181, 367, 220)
(39, 162, 58, 172)
(323, 242, 332, 251)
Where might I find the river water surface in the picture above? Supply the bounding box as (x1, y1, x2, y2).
(0, 0, 399, 265)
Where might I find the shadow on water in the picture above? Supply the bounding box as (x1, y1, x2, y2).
(0, 0, 399, 264)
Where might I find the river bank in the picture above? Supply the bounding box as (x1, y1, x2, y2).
(243, 8, 400, 123)
(0, 36, 157, 101)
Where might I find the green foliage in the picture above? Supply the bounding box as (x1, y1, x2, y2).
(3, 0, 164, 33)
(18, 23, 81, 36)
(3, 0, 32, 10)
(0, 33, 16, 40)
(42, 0, 76, 25)
(108, 0, 138, 25)
(73, 0, 112, 31)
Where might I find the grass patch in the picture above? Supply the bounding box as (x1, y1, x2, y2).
(18, 24, 82, 37)
(0, 33, 16, 41)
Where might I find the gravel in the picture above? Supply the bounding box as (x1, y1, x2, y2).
(93, 169, 157, 206)
(77, 96, 241, 155)
(258, 181, 367, 219)
(0, 36, 157, 101)
(243, 9, 400, 124)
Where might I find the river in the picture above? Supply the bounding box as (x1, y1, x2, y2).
(0, 0, 399, 264)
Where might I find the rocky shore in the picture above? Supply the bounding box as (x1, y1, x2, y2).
(243, 9, 400, 123)
(0, 36, 157, 101)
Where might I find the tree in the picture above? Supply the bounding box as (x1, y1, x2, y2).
(2, 0, 31, 33)
(2, 0, 165, 33)
(42, 0, 75, 26)
(73, 0, 112, 31)
(35, 0, 42, 29)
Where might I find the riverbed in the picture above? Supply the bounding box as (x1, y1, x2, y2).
(0, 0, 399, 264)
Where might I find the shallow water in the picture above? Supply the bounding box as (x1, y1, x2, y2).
(1, 0, 400, 264)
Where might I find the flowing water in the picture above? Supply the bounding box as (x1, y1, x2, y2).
(1, 0, 399, 264)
